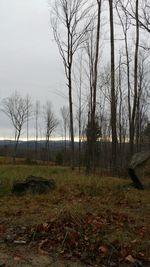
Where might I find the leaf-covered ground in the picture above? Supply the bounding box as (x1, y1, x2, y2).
(0, 165, 149, 266)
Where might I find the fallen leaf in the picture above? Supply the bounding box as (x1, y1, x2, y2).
(42, 223, 49, 232)
(98, 245, 109, 257)
(138, 252, 145, 257)
(125, 255, 136, 263)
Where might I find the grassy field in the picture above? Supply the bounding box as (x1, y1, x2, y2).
(0, 164, 149, 266)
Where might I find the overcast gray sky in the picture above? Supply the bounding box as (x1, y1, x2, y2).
(0, 0, 68, 138)
(1, 0, 146, 140)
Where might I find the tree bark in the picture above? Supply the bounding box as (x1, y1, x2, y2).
(13, 129, 21, 164)
(68, 66, 75, 170)
(108, 0, 117, 171)
(86, 0, 101, 173)
(130, 0, 139, 155)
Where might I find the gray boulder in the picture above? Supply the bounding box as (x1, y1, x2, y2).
(12, 175, 56, 195)
(128, 151, 150, 189)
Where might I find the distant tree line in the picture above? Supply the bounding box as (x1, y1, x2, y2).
(0, 88, 149, 173)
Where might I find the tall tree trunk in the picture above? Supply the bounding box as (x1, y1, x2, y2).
(68, 64, 75, 170)
(35, 101, 40, 160)
(86, 0, 101, 173)
(92, 0, 101, 121)
(13, 129, 21, 164)
(125, 35, 132, 148)
(64, 121, 67, 153)
(78, 56, 82, 172)
(46, 135, 50, 163)
(35, 112, 38, 159)
(108, 0, 117, 171)
(27, 104, 29, 158)
(130, 0, 139, 155)
(115, 2, 131, 159)
(66, 13, 75, 170)
(91, 0, 101, 171)
(118, 55, 122, 156)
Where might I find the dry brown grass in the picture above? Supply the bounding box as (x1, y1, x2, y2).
(0, 165, 149, 260)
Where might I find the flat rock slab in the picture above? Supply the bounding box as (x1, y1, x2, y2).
(128, 151, 150, 189)
(12, 176, 56, 195)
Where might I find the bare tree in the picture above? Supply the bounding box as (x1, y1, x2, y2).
(117, 54, 123, 153)
(35, 100, 41, 159)
(77, 57, 83, 172)
(84, 0, 102, 173)
(74, 51, 85, 171)
(26, 94, 32, 157)
(116, 0, 142, 155)
(108, 0, 118, 171)
(135, 52, 150, 151)
(1, 92, 29, 162)
(129, 0, 140, 155)
(115, 0, 132, 149)
(116, 53, 129, 168)
(91, 0, 102, 126)
(51, 0, 91, 169)
(121, 0, 150, 34)
(44, 102, 58, 162)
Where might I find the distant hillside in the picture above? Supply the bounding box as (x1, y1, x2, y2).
(0, 140, 79, 151)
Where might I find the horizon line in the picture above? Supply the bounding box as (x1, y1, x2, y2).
(0, 137, 80, 142)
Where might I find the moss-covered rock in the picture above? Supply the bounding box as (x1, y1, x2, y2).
(12, 175, 56, 195)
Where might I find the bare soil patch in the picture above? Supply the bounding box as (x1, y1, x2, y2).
(0, 244, 86, 267)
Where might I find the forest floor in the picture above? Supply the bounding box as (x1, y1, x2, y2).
(0, 165, 149, 267)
